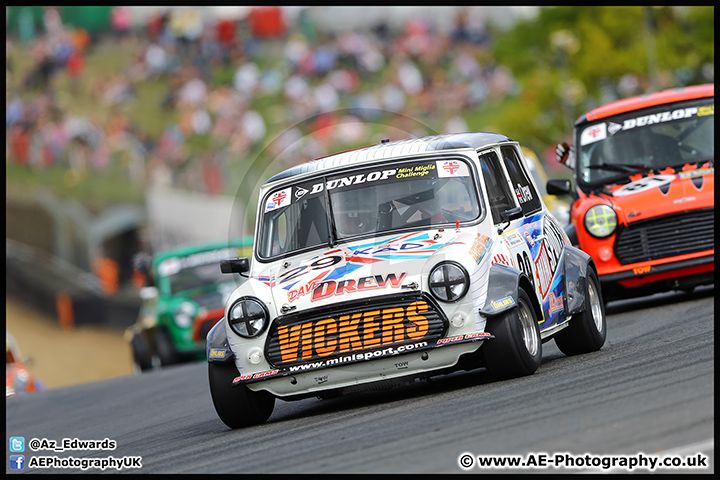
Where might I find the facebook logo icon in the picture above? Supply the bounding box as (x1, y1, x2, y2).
(10, 455, 25, 470)
(10, 437, 25, 452)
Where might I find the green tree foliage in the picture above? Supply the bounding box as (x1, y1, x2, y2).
(490, 6, 714, 147)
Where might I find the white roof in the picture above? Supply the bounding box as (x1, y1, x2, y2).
(264, 132, 512, 186)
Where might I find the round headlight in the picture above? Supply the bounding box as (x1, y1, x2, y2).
(584, 204, 617, 238)
(174, 302, 196, 328)
(429, 262, 469, 302)
(228, 298, 269, 338)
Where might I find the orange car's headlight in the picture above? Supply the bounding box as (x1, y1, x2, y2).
(584, 204, 617, 238)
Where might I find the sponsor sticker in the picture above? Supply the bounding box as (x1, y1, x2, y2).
(158, 257, 181, 276)
(698, 105, 713, 116)
(607, 122, 623, 135)
(300, 169, 401, 198)
(396, 164, 435, 179)
(268, 300, 441, 366)
(491, 296, 515, 310)
(234, 370, 280, 384)
(208, 349, 226, 358)
(612, 175, 675, 197)
(515, 183, 534, 204)
(503, 230, 525, 249)
(620, 107, 700, 131)
(266, 188, 291, 212)
(548, 292, 563, 314)
(312, 272, 408, 301)
(677, 168, 713, 179)
(633, 265, 651, 275)
(492, 254, 513, 266)
(436, 160, 469, 177)
(157, 248, 240, 278)
(294, 186, 309, 200)
(524, 231, 535, 247)
(178, 248, 235, 269)
(437, 332, 492, 344)
(534, 241, 553, 298)
(580, 123, 607, 146)
(469, 234, 492, 264)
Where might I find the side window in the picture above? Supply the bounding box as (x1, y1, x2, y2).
(501, 146, 542, 216)
(267, 209, 289, 256)
(478, 150, 516, 224)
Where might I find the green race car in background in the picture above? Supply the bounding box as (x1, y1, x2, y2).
(126, 238, 252, 372)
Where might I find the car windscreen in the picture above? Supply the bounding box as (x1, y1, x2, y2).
(258, 157, 481, 259)
(157, 249, 236, 295)
(576, 97, 714, 187)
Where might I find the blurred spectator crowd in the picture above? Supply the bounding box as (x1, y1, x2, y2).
(6, 6, 523, 196)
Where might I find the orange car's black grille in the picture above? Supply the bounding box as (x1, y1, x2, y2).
(265, 293, 447, 368)
(614, 208, 714, 265)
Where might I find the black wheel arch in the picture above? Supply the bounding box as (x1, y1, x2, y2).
(562, 245, 598, 316)
(479, 263, 543, 324)
(206, 317, 235, 363)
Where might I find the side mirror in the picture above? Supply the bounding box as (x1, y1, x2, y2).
(220, 257, 250, 274)
(497, 206, 523, 235)
(501, 206, 523, 221)
(546, 179, 573, 196)
(139, 286, 158, 300)
(555, 142, 576, 169)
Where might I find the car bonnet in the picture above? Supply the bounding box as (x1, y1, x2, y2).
(249, 229, 468, 314)
(595, 164, 714, 223)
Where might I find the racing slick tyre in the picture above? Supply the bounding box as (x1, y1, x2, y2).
(554, 268, 607, 356)
(482, 287, 542, 380)
(152, 328, 181, 367)
(208, 362, 275, 429)
(131, 332, 152, 372)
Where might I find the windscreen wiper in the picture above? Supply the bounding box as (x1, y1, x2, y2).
(323, 177, 338, 247)
(663, 158, 714, 170)
(588, 163, 652, 173)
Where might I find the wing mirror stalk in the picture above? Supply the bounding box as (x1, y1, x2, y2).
(497, 206, 523, 235)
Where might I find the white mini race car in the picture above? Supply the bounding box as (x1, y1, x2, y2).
(207, 132, 607, 429)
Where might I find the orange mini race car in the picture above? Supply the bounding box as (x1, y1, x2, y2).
(548, 84, 714, 302)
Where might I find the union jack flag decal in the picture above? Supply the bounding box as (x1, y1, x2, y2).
(265, 188, 291, 212)
(437, 159, 468, 177)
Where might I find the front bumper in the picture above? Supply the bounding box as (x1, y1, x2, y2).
(599, 254, 714, 300)
(599, 254, 713, 284)
(242, 340, 487, 398)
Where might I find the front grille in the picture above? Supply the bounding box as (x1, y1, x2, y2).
(614, 208, 714, 265)
(265, 293, 447, 368)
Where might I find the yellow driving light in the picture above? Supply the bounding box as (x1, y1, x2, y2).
(584, 204, 617, 238)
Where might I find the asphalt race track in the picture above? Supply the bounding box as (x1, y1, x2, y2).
(6, 286, 714, 474)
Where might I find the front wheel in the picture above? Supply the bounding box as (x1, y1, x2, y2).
(152, 328, 181, 367)
(554, 268, 607, 356)
(482, 287, 542, 380)
(208, 362, 275, 429)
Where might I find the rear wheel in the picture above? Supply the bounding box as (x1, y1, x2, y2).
(482, 288, 542, 380)
(555, 268, 607, 355)
(208, 362, 275, 429)
(130, 332, 152, 373)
